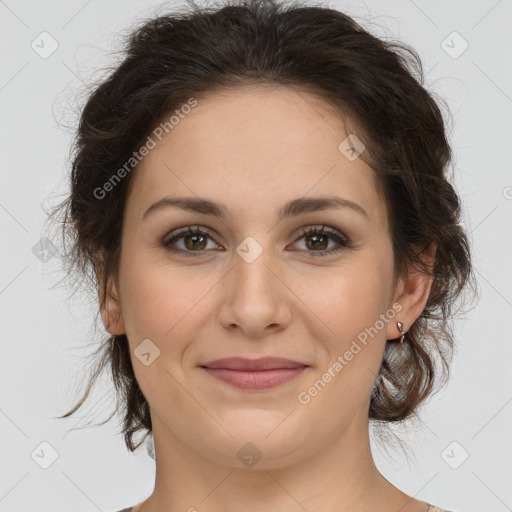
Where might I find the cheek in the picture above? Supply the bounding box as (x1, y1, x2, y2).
(294, 253, 395, 405)
(297, 262, 393, 345)
(123, 276, 185, 337)
(293, 270, 391, 412)
(118, 249, 218, 351)
(117, 256, 213, 411)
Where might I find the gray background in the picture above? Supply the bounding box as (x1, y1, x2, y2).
(0, 0, 511, 511)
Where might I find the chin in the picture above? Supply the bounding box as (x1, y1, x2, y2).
(201, 436, 308, 471)
(217, 408, 299, 440)
(191, 413, 313, 469)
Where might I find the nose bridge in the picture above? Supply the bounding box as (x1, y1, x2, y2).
(218, 235, 290, 335)
(232, 235, 278, 299)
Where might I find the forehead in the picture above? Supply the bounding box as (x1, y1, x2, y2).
(127, 86, 387, 227)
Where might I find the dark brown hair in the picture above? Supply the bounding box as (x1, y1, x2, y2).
(48, 0, 477, 452)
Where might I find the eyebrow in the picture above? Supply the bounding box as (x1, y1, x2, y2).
(142, 195, 369, 221)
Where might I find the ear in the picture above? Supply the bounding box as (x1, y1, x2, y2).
(93, 251, 125, 336)
(386, 241, 436, 340)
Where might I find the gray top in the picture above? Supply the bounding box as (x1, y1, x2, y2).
(114, 505, 454, 512)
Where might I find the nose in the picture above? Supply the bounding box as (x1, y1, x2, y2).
(217, 244, 292, 338)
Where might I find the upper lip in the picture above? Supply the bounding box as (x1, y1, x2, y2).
(201, 357, 308, 371)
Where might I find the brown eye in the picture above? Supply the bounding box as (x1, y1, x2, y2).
(161, 224, 351, 258)
(290, 225, 350, 257)
(183, 233, 207, 250)
(162, 226, 220, 257)
(304, 232, 329, 251)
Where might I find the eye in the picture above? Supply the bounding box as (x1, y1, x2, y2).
(162, 224, 351, 258)
(289, 225, 351, 258)
(162, 225, 221, 257)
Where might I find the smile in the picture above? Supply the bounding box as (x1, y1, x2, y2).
(201, 357, 309, 390)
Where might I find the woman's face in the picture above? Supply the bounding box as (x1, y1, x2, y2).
(104, 86, 417, 468)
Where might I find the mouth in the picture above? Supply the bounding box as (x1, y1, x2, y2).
(200, 357, 309, 390)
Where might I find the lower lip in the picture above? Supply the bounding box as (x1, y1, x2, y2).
(203, 367, 307, 390)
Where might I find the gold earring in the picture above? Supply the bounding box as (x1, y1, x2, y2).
(397, 321, 406, 344)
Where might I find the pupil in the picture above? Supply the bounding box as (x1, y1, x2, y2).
(308, 235, 327, 250)
(186, 234, 206, 250)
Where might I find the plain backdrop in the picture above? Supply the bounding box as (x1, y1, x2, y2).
(0, 0, 511, 511)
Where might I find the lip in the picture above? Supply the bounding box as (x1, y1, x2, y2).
(201, 357, 309, 390)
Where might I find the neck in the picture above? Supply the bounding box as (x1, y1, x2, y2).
(134, 406, 424, 512)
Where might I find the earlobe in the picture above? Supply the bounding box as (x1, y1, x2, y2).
(101, 276, 126, 335)
(93, 252, 126, 336)
(387, 241, 436, 341)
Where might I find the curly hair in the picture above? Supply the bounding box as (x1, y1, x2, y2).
(48, 0, 477, 452)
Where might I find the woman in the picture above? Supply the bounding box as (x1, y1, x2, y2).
(52, 0, 476, 510)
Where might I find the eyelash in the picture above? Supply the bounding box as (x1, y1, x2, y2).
(161, 224, 351, 258)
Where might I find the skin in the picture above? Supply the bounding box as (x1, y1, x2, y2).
(99, 85, 435, 512)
